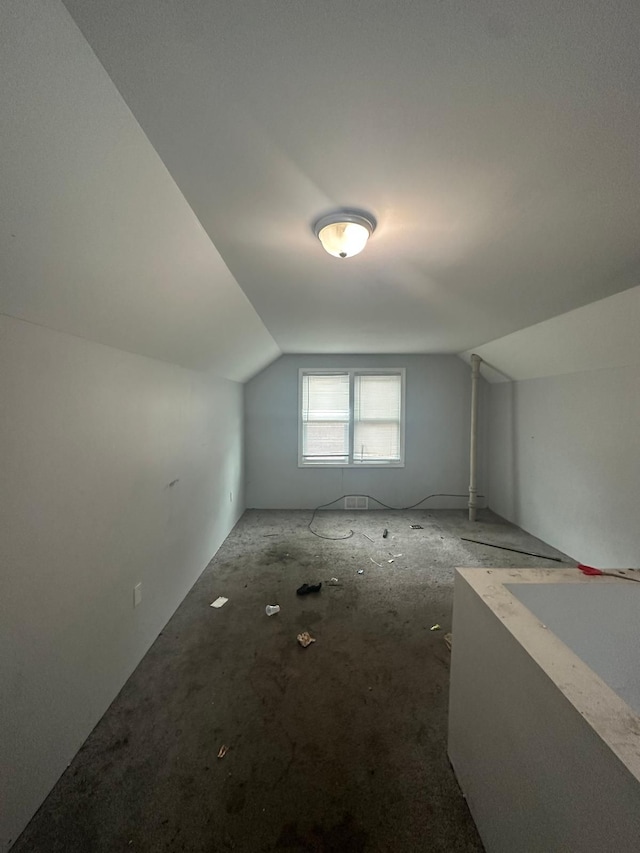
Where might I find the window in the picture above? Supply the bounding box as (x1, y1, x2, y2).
(299, 369, 405, 466)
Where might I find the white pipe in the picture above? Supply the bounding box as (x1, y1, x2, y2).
(468, 354, 482, 522)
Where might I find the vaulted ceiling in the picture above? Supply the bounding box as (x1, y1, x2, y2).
(3, 1, 640, 379)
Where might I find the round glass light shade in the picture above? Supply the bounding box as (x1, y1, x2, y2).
(314, 213, 374, 258)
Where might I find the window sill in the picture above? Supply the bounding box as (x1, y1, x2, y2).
(298, 462, 405, 469)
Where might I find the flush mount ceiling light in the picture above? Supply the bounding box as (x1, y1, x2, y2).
(314, 211, 376, 259)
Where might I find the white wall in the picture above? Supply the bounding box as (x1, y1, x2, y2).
(0, 315, 244, 851)
(488, 365, 640, 566)
(245, 354, 486, 509)
(478, 285, 640, 567)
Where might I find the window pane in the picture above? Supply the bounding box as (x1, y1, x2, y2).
(353, 421, 400, 461)
(354, 374, 401, 421)
(303, 422, 349, 461)
(302, 374, 349, 421)
(354, 374, 402, 462)
(302, 374, 349, 461)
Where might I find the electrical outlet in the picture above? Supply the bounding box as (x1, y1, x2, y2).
(134, 583, 142, 608)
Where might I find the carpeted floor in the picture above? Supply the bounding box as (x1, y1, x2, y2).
(12, 508, 572, 853)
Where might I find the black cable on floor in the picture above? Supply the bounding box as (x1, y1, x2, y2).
(307, 493, 484, 540)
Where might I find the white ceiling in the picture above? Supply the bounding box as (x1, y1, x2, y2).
(60, 0, 640, 357)
(3, 1, 640, 380)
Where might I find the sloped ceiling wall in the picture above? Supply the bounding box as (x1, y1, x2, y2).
(0, 0, 279, 381)
(461, 284, 640, 382)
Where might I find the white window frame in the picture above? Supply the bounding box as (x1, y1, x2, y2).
(298, 368, 406, 467)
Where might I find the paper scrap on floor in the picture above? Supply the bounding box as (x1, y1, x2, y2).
(210, 597, 228, 608)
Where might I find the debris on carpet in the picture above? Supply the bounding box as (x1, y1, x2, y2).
(297, 632, 316, 648)
(296, 582, 322, 596)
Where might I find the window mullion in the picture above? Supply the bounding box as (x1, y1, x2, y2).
(348, 371, 355, 464)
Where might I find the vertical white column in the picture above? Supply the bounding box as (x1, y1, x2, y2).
(469, 354, 482, 521)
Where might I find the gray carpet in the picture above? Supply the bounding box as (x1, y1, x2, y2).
(13, 508, 571, 852)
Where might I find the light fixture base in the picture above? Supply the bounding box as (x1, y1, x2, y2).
(313, 211, 376, 259)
